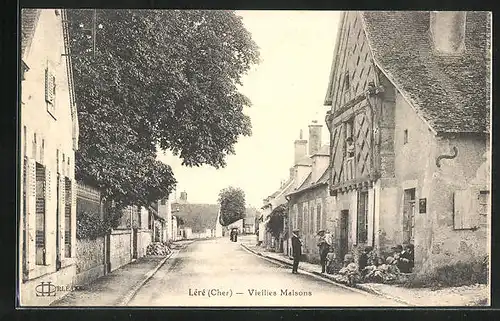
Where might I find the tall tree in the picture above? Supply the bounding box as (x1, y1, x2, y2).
(68, 9, 260, 208)
(218, 186, 246, 226)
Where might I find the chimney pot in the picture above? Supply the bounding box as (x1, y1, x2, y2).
(430, 11, 467, 55)
(308, 120, 323, 156)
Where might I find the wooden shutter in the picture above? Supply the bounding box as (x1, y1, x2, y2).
(454, 189, 478, 230)
(367, 189, 374, 246)
(64, 177, 72, 257)
(22, 157, 29, 280)
(35, 163, 46, 265)
(317, 204, 322, 231)
(351, 192, 358, 245)
(45, 67, 55, 104)
(27, 159, 37, 270)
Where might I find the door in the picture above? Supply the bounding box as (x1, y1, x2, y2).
(104, 232, 111, 274)
(339, 210, 349, 261)
(132, 228, 138, 259)
(403, 188, 416, 244)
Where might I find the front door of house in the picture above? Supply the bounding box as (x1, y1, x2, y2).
(339, 210, 349, 261)
(403, 188, 416, 244)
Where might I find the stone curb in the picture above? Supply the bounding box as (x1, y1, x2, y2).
(240, 243, 413, 306)
(117, 240, 196, 306)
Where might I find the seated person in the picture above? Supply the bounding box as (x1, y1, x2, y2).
(358, 246, 372, 272)
(398, 244, 414, 273)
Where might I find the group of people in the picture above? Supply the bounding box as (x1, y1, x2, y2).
(290, 228, 415, 286)
(359, 244, 415, 274)
(290, 228, 336, 274)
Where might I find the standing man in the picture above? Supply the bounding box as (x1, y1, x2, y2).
(291, 229, 303, 274)
(317, 230, 330, 274)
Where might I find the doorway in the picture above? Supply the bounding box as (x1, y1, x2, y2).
(339, 210, 349, 261)
(104, 232, 111, 274)
(403, 188, 416, 244)
(132, 228, 138, 259)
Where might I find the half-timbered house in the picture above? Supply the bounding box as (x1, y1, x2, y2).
(324, 11, 490, 274)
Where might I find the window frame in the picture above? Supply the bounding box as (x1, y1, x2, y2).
(357, 190, 369, 244)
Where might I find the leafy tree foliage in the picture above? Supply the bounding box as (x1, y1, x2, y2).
(67, 9, 260, 208)
(218, 186, 246, 226)
(266, 204, 287, 238)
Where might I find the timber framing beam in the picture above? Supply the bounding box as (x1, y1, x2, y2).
(326, 85, 384, 127)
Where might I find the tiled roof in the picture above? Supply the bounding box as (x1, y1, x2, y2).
(288, 167, 330, 196)
(171, 203, 220, 232)
(296, 173, 312, 191)
(21, 9, 41, 58)
(362, 11, 490, 134)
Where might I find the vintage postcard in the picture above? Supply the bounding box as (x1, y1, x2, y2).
(18, 9, 491, 307)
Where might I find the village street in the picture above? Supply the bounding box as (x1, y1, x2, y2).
(127, 235, 404, 307)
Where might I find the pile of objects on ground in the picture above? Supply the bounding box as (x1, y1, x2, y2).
(330, 254, 361, 286)
(330, 244, 414, 287)
(146, 242, 172, 256)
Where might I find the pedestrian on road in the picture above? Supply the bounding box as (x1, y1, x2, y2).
(291, 229, 303, 274)
(317, 230, 330, 274)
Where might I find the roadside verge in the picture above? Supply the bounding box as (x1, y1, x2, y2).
(240, 243, 413, 306)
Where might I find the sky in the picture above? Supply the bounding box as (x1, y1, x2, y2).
(157, 11, 341, 208)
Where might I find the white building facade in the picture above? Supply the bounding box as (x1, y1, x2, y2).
(19, 9, 79, 306)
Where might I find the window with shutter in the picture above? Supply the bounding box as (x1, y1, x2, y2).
(454, 189, 479, 230)
(45, 66, 56, 115)
(357, 191, 368, 243)
(35, 163, 46, 265)
(64, 177, 72, 257)
(303, 204, 308, 233)
(317, 204, 322, 231)
(22, 157, 29, 281)
(479, 191, 489, 227)
(309, 205, 315, 234)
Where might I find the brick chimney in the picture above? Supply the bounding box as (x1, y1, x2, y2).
(430, 11, 467, 55)
(308, 120, 322, 155)
(294, 129, 307, 165)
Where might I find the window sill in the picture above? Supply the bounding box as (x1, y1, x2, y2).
(27, 264, 54, 281)
(61, 257, 76, 268)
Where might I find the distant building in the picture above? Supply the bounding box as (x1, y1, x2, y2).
(171, 192, 219, 239)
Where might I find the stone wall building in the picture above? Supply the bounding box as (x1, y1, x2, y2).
(323, 11, 490, 274)
(287, 122, 335, 263)
(19, 9, 79, 306)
